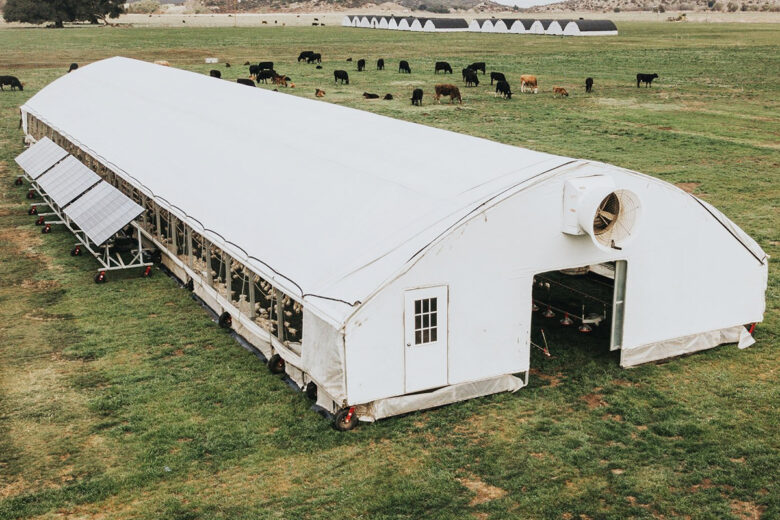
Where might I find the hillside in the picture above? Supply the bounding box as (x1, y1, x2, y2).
(201, 0, 506, 13)
(530, 0, 779, 12)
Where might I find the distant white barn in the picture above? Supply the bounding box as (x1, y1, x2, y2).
(351, 16, 360, 27)
(341, 15, 353, 27)
(397, 17, 413, 30)
(547, 19, 572, 36)
(19, 57, 766, 429)
(359, 16, 371, 28)
(388, 16, 399, 29)
(378, 16, 390, 29)
(509, 19, 534, 33)
(422, 18, 469, 32)
(409, 17, 428, 31)
(563, 19, 619, 36)
(480, 19, 496, 32)
(490, 18, 515, 33)
(369, 16, 380, 28)
(529, 19, 553, 34)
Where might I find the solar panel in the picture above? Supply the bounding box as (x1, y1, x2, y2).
(36, 156, 101, 208)
(64, 181, 143, 246)
(14, 137, 68, 180)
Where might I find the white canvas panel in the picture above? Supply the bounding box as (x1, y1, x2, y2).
(15, 137, 68, 180)
(36, 155, 100, 208)
(64, 181, 143, 245)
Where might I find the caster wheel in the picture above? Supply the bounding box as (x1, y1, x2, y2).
(41, 224, 51, 234)
(151, 250, 162, 264)
(94, 271, 107, 284)
(218, 311, 232, 329)
(333, 407, 359, 431)
(305, 382, 317, 401)
(70, 246, 82, 256)
(268, 354, 285, 374)
(185, 279, 194, 291)
(26, 190, 35, 200)
(35, 216, 45, 226)
(142, 265, 153, 278)
(28, 207, 37, 215)
(14, 177, 23, 186)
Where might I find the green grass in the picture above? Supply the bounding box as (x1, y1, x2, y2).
(0, 22, 778, 519)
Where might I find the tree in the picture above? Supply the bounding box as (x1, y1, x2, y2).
(2, 0, 123, 27)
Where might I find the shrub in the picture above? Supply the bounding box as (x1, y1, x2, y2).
(127, 0, 160, 14)
(727, 1, 739, 10)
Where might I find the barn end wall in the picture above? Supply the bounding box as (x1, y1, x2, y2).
(342, 162, 766, 405)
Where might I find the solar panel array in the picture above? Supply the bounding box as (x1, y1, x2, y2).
(64, 181, 143, 246)
(36, 156, 101, 208)
(14, 137, 68, 180)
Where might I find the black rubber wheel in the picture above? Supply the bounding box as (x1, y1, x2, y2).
(151, 250, 162, 264)
(35, 216, 44, 226)
(28, 207, 37, 215)
(94, 272, 106, 284)
(41, 225, 51, 234)
(185, 279, 194, 291)
(268, 354, 285, 374)
(218, 311, 232, 329)
(333, 407, 359, 431)
(14, 177, 23, 186)
(70, 247, 81, 256)
(305, 382, 317, 401)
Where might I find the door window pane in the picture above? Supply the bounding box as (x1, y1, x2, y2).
(413, 297, 438, 345)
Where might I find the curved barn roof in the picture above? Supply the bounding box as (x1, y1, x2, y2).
(573, 19, 618, 31)
(22, 57, 572, 322)
(427, 17, 469, 29)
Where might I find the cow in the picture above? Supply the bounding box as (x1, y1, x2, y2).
(520, 75, 538, 94)
(463, 69, 479, 87)
(244, 61, 251, 66)
(249, 64, 261, 77)
(411, 88, 423, 106)
(225, 63, 231, 68)
(0, 76, 23, 91)
(435, 61, 453, 74)
(236, 78, 256, 87)
(399, 60, 411, 74)
(434, 84, 462, 104)
(298, 51, 315, 62)
(377, 58, 385, 70)
(553, 86, 569, 97)
(585, 77, 593, 93)
(209, 69, 221, 78)
(256, 69, 276, 83)
(316, 65, 323, 69)
(495, 80, 512, 99)
(490, 72, 506, 85)
(357, 59, 366, 72)
(68, 63, 78, 72)
(307, 53, 322, 64)
(461, 67, 472, 81)
(346, 57, 353, 62)
(272, 74, 288, 87)
(637, 73, 658, 87)
(315, 88, 326, 97)
(258, 61, 274, 70)
(363, 92, 379, 99)
(469, 62, 486, 75)
(334, 70, 349, 84)
(154, 60, 170, 66)
(383, 93, 393, 100)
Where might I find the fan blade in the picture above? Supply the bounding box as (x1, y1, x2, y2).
(598, 210, 616, 220)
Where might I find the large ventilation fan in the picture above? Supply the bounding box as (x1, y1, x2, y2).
(562, 176, 641, 250)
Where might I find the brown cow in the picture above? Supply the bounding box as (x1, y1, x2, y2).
(520, 75, 538, 94)
(315, 88, 326, 97)
(434, 84, 462, 104)
(272, 74, 288, 87)
(552, 86, 569, 97)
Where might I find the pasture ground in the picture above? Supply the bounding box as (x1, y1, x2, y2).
(0, 23, 778, 520)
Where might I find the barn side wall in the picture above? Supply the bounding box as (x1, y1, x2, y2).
(343, 162, 766, 405)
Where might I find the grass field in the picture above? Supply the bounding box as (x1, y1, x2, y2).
(0, 22, 778, 519)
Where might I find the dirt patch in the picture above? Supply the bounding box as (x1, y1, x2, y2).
(530, 369, 564, 387)
(581, 390, 606, 409)
(675, 182, 701, 193)
(730, 499, 765, 520)
(690, 478, 715, 492)
(457, 475, 507, 506)
(602, 414, 623, 422)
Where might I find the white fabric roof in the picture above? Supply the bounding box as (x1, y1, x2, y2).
(22, 57, 572, 323)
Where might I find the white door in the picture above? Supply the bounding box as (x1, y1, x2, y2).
(404, 286, 448, 393)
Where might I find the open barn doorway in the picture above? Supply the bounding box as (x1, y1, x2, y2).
(529, 261, 626, 369)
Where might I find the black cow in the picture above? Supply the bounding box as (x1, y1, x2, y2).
(249, 64, 260, 76)
(258, 61, 274, 70)
(383, 93, 393, 100)
(435, 61, 453, 74)
(377, 58, 384, 70)
(411, 88, 423, 106)
(469, 62, 486, 74)
(236, 78, 256, 87)
(464, 69, 479, 87)
(0, 76, 23, 91)
(316, 65, 323, 69)
(334, 70, 349, 84)
(490, 72, 506, 85)
(307, 53, 322, 63)
(399, 60, 411, 74)
(362, 92, 379, 99)
(68, 63, 78, 73)
(461, 67, 473, 81)
(636, 73, 658, 88)
(256, 69, 276, 83)
(346, 57, 353, 62)
(495, 80, 512, 99)
(298, 51, 315, 62)
(585, 77, 593, 93)
(209, 69, 221, 78)
(357, 59, 366, 71)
